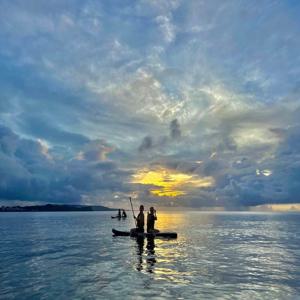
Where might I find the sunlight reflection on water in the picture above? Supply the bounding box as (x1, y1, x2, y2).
(1, 211, 300, 299)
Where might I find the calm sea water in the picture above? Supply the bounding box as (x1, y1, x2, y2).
(1, 211, 300, 299)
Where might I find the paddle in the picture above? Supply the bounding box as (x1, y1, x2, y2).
(129, 197, 137, 227)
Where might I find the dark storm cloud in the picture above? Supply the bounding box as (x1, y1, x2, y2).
(170, 119, 181, 140)
(138, 119, 182, 153)
(138, 136, 153, 152)
(0, 125, 132, 203)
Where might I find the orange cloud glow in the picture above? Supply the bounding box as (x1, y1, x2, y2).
(132, 167, 214, 197)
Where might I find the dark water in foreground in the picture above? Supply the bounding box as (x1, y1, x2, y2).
(1, 211, 300, 299)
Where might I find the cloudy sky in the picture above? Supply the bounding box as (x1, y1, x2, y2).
(1, 0, 300, 208)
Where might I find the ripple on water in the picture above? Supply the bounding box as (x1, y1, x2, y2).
(1, 211, 300, 299)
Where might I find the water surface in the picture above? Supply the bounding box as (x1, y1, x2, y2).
(1, 211, 300, 299)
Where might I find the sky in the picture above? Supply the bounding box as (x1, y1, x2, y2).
(1, 0, 300, 209)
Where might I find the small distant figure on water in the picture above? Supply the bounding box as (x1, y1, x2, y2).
(135, 205, 145, 233)
(111, 209, 122, 219)
(147, 207, 158, 233)
(122, 209, 127, 218)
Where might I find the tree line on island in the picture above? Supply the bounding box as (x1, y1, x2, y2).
(0, 204, 116, 212)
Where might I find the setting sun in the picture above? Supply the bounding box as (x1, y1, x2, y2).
(132, 167, 214, 197)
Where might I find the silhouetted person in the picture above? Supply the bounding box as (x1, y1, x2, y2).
(117, 209, 121, 218)
(130, 205, 145, 237)
(122, 209, 127, 218)
(147, 207, 158, 233)
(135, 205, 145, 233)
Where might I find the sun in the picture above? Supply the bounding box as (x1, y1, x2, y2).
(131, 167, 214, 197)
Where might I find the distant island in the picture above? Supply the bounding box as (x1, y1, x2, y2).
(0, 204, 116, 212)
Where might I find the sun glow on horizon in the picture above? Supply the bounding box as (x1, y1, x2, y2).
(254, 203, 300, 211)
(131, 167, 214, 197)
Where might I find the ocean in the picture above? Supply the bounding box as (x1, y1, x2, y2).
(1, 211, 300, 299)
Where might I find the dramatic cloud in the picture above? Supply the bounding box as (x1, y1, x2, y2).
(1, 0, 300, 208)
(139, 136, 153, 153)
(170, 119, 181, 140)
(0, 125, 132, 204)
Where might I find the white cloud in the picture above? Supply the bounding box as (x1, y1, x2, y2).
(155, 15, 176, 43)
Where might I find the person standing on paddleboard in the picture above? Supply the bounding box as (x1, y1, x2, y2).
(135, 205, 145, 233)
(147, 207, 158, 233)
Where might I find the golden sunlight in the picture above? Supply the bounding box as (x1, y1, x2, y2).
(267, 204, 300, 211)
(131, 167, 214, 197)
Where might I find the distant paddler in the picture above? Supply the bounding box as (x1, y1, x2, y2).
(111, 209, 122, 219)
